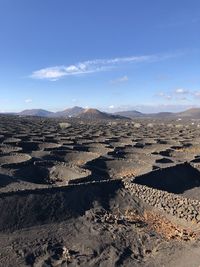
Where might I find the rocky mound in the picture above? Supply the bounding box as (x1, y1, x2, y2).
(0, 153, 32, 168)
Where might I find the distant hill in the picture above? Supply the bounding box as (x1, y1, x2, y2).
(76, 108, 128, 120)
(18, 109, 54, 117)
(147, 108, 200, 119)
(55, 106, 84, 117)
(17, 106, 84, 118)
(176, 108, 200, 118)
(114, 110, 175, 119)
(114, 109, 200, 119)
(146, 112, 174, 118)
(114, 110, 144, 118)
(8, 107, 200, 120)
(141, 108, 200, 119)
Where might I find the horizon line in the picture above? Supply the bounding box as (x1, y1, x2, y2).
(1, 104, 199, 115)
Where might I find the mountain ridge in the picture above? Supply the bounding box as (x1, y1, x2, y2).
(7, 107, 200, 120)
(54, 106, 84, 117)
(76, 108, 128, 120)
(18, 109, 54, 117)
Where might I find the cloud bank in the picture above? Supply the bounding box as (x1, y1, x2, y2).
(31, 53, 176, 81)
(156, 88, 200, 103)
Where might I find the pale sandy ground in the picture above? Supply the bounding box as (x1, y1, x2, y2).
(167, 246, 200, 267)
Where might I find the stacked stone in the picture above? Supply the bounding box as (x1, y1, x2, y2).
(123, 181, 200, 224)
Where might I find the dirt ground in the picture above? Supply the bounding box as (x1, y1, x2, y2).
(0, 115, 200, 266)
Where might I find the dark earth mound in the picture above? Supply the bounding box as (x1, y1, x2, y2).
(134, 163, 200, 194)
(0, 180, 123, 231)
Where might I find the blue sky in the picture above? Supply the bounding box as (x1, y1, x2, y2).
(0, 0, 200, 112)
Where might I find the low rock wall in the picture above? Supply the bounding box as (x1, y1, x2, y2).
(2, 174, 200, 227)
(123, 181, 200, 224)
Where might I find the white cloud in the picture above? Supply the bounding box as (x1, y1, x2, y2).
(110, 75, 128, 84)
(157, 92, 172, 100)
(109, 105, 115, 109)
(25, 98, 32, 103)
(156, 88, 192, 102)
(175, 88, 189, 94)
(154, 87, 200, 104)
(31, 53, 177, 81)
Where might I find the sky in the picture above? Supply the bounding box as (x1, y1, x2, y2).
(0, 0, 200, 113)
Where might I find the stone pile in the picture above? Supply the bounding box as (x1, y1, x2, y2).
(123, 181, 200, 224)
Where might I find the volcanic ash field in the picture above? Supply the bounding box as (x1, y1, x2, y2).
(1, 115, 200, 266)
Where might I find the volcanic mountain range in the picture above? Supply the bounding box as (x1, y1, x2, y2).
(4, 106, 200, 120)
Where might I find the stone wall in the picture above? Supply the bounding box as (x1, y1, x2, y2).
(1, 174, 200, 228)
(123, 181, 200, 224)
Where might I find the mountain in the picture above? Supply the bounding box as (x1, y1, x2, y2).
(114, 110, 144, 118)
(141, 108, 200, 119)
(17, 106, 85, 118)
(55, 106, 84, 117)
(18, 109, 54, 117)
(146, 112, 174, 118)
(176, 108, 200, 118)
(76, 108, 128, 120)
(9, 107, 200, 120)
